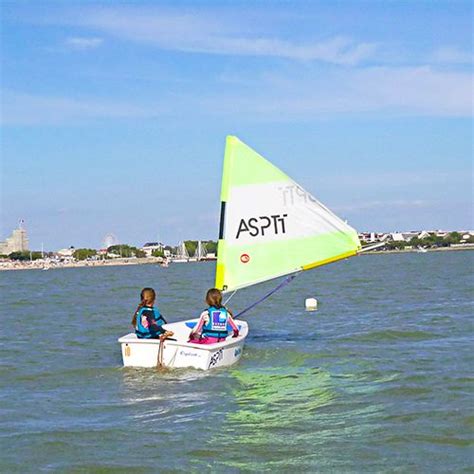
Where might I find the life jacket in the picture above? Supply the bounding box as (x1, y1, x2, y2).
(135, 306, 166, 338)
(202, 306, 230, 339)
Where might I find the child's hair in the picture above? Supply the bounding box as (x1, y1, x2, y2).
(206, 288, 223, 308)
(131, 287, 156, 326)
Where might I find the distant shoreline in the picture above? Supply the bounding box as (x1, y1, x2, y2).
(0, 256, 165, 272)
(361, 245, 474, 255)
(1, 245, 473, 272)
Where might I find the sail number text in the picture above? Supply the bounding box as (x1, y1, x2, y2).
(236, 214, 288, 239)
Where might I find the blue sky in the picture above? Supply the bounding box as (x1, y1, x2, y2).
(1, 0, 472, 250)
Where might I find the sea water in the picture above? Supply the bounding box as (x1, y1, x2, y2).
(0, 251, 472, 472)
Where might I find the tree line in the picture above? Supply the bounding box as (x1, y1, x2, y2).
(4, 233, 471, 260)
(1, 241, 219, 260)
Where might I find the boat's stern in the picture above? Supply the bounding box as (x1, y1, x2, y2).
(118, 333, 161, 368)
(118, 319, 248, 370)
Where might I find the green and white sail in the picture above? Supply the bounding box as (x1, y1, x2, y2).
(215, 136, 361, 292)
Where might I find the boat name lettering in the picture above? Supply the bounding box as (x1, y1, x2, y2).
(236, 214, 288, 239)
(234, 347, 242, 357)
(180, 350, 200, 358)
(208, 349, 223, 368)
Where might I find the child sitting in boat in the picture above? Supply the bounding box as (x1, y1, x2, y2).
(132, 287, 173, 339)
(189, 288, 239, 344)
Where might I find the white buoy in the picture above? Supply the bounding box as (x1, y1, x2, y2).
(305, 297, 318, 311)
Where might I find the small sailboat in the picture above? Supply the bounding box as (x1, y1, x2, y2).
(196, 240, 207, 261)
(118, 319, 249, 369)
(118, 136, 361, 369)
(171, 241, 189, 263)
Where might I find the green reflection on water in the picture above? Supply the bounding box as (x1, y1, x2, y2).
(197, 351, 337, 470)
(227, 366, 335, 430)
(195, 349, 386, 471)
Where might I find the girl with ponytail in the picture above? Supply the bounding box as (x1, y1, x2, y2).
(132, 287, 173, 339)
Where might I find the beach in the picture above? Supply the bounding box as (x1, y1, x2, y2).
(0, 256, 162, 271)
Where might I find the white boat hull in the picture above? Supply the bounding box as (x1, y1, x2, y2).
(118, 319, 248, 370)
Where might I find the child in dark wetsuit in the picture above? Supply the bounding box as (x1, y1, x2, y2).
(131, 287, 173, 339)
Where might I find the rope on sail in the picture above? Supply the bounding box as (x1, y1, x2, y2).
(223, 290, 237, 306)
(235, 273, 299, 319)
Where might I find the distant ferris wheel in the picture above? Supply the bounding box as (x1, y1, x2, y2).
(103, 233, 118, 249)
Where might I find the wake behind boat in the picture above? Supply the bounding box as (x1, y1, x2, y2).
(119, 319, 248, 369)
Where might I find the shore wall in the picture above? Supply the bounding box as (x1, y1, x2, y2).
(0, 256, 163, 272)
(362, 244, 474, 255)
(1, 245, 473, 271)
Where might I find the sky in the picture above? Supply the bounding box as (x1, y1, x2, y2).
(1, 0, 472, 250)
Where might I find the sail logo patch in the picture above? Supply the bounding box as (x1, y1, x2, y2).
(240, 253, 250, 263)
(236, 214, 288, 239)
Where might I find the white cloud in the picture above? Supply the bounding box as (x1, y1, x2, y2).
(431, 46, 473, 65)
(65, 36, 103, 50)
(207, 65, 473, 118)
(0, 91, 158, 125)
(319, 171, 468, 189)
(350, 66, 473, 116)
(2, 64, 471, 126)
(60, 8, 375, 65)
(334, 199, 431, 213)
(174, 35, 375, 65)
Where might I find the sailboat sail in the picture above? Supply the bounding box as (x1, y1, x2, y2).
(177, 242, 189, 259)
(215, 136, 361, 292)
(196, 241, 207, 260)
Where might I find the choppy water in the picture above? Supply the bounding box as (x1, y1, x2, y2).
(1, 251, 473, 472)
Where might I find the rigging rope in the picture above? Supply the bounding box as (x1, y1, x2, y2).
(235, 273, 299, 319)
(157, 334, 176, 368)
(157, 337, 165, 367)
(223, 290, 237, 306)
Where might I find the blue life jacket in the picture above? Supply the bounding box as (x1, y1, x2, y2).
(135, 306, 167, 339)
(202, 306, 230, 339)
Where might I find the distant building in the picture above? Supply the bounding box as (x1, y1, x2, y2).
(141, 242, 164, 257)
(401, 231, 420, 241)
(390, 232, 406, 242)
(57, 247, 74, 257)
(418, 230, 431, 239)
(56, 247, 75, 260)
(359, 232, 378, 243)
(0, 222, 29, 254)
